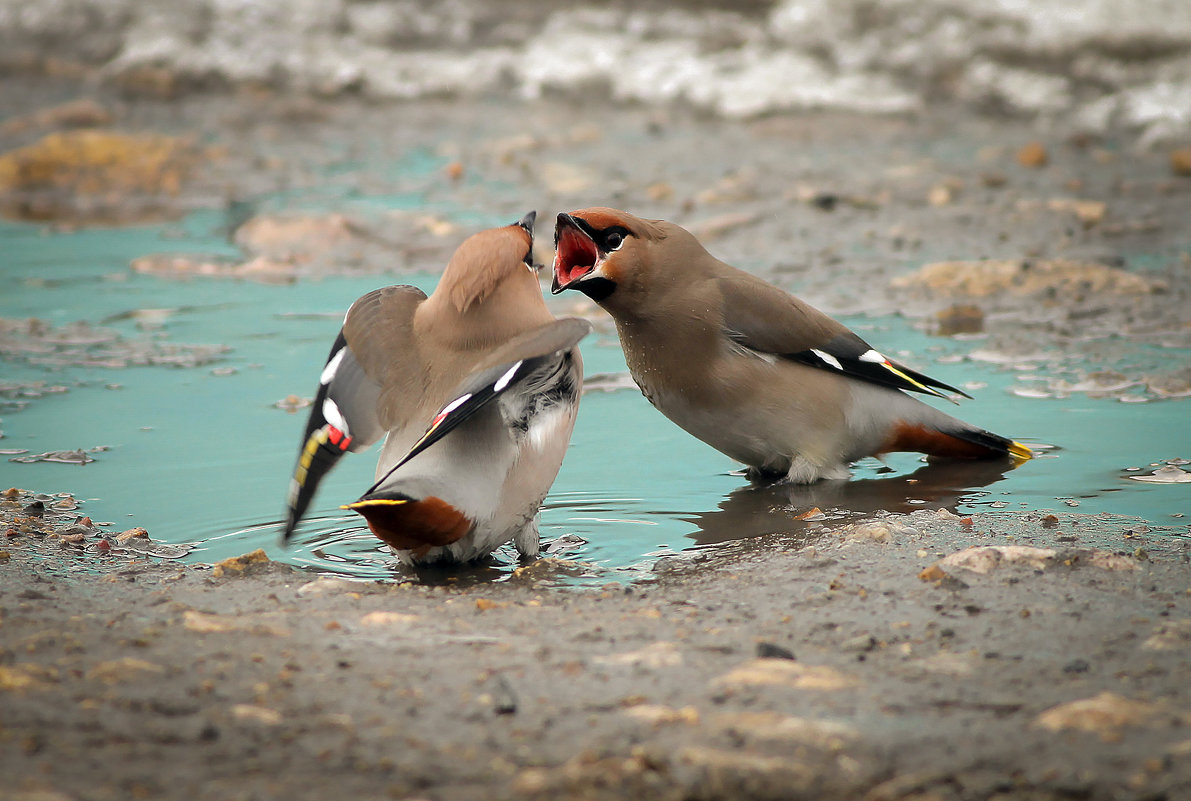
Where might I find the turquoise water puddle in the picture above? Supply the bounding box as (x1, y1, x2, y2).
(2, 212, 1188, 585)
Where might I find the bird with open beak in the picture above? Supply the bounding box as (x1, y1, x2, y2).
(283, 212, 591, 564)
(551, 207, 1031, 484)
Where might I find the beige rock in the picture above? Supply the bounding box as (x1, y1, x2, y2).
(905, 652, 977, 677)
(183, 610, 239, 633)
(1168, 738, 1191, 756)
(1016, 141, 1048, 168)
(927, 183, 954, 206)
(0, 130, 209, 223)
(0, 663, 58, 693)
(1171, 148, 1191, 177)
(646, 182, 674, 201)
(687, 212, 761, 241)
(508, 557, 588, 582)
(938, 545, 1056, 574)
(1085, 551, 1139, 570)
(596, 641, 683, 669)
(540, 162, 598, 195)
(843, 521, 892, 543)
(933, 545, 1138, 575)
(485, 133, 541, 163)
(1035, 692, 1160, 740)
(229, 256, 299, 282)
(891, 259, 1159, 298)
(114, 527, 149, 545)
(934, 304, 984, 335)
(86, 657, 164, 684)
(678, 746, 817, 787)
(183, 610, 289, 637)
(1142, 619, 1191, 651)
(131, 255, 240, 278)
(1045, 197, 1107, 226)
(233, 213, 359, 260)
(512, 753, 652, 796)
(295, 577, 358, 598)
(231, 704, 282, 725)
(714, 712, 860, 749)
(359, 611, 421, 627)
(0, 130, 200, 196)
(918, 564, 950, 582)
(622, 704, 700, 726)
(212, 548, 270, 577)
(694, 169, 760, 205)
(713, 659, 859, 692)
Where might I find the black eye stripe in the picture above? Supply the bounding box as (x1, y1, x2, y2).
(597, 225, 631, 251)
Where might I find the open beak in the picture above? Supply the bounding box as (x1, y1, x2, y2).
(516, 210, 539, 272)
(551, 213, 600, 294)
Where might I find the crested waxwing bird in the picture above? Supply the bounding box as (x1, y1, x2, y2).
(283, 212, 591, 564)
(551, 207, 1032, 484)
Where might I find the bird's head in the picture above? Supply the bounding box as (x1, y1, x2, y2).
(439, 211, 541, 315)
(551, 208, 673, 305)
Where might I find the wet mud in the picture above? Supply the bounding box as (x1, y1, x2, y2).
(4, 494, 1190, 801)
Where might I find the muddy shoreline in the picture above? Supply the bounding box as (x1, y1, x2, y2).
(4, 497, 1191, 801)
(3, 80, 1191, 800)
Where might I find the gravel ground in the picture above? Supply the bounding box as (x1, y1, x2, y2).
(3, 496, 1190, 801)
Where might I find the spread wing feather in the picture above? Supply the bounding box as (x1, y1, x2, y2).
(366, 318, 591, 492)
(282, 285, 426, 541)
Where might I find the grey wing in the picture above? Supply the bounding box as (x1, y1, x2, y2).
(364, 317, 591, 493)
(718, 275, 968, 401)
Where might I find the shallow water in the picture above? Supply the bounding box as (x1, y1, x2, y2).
(1, 210, 1188, 585)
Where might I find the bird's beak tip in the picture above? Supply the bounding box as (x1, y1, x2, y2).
(517, 210, 537, 233)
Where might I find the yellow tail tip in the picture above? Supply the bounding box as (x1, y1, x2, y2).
(341, 499, 409, 510)
(1009, 441, 1034, 462)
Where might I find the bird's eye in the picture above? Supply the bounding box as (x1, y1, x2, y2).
(604, 232, 624, 251)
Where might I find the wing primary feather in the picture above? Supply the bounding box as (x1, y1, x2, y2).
(786, 348, 971, 402)
(282, 329, 388, 541)
(881, 359, 972, 402)
(283, 423, 352, 541)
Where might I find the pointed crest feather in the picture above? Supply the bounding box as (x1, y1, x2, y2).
(442, 226, 530, 313)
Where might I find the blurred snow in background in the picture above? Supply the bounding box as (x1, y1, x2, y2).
(1, 0, 1188, 144)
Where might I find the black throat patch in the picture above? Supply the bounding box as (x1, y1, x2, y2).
(576, 276, 616, 303)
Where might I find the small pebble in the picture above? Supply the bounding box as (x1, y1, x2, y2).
(653, 556, 681, 574)
(1171, 148, 1191, 177)
(755, 642, 795, 660)
(492, 674, 518, 715)
(840, 634, 877, 653)
(1017, 142, 1048, 168)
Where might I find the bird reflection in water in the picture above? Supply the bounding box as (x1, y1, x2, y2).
(684, 458, 1014, 548)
